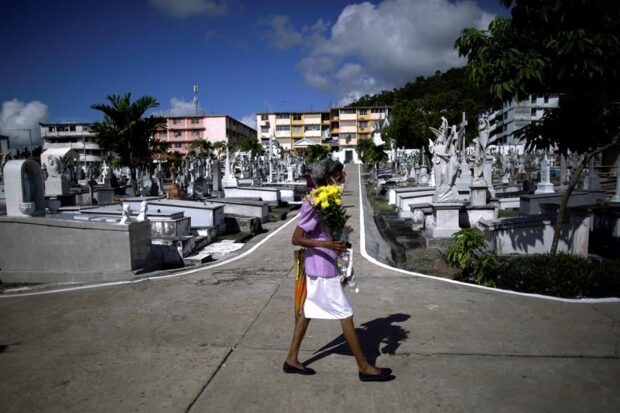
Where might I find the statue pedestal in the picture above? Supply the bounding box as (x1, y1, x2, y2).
(469, 184, 488, 207)
(222, 174, 238, 188)
(428, 202, 462, 238)
(534, 181, 555, 194)
(44, 177, 70, 197)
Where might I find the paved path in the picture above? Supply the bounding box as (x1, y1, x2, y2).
(1, 165, 619, 413)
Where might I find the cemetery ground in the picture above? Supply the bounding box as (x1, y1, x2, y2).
(1, 165, 619, 412)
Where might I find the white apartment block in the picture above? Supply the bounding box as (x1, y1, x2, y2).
(256, 106, 390, 152)
(158, 115, 257, 155)
(490, 95, 559, 145)
(40, 122, 103, 163)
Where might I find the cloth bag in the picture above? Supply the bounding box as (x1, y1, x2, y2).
(293, 248, 307, 322)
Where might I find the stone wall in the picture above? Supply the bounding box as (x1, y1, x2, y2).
(0, 217, 152, 283)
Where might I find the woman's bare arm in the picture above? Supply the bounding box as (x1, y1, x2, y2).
(292, 226, 347, 253)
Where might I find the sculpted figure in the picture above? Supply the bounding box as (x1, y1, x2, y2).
(429, 117, 459, 202)
(472, 116, 492, 185)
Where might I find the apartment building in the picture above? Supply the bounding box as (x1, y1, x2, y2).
(490, 95, 559, 145)
(256, 106, 390, 152)
(158, 115, 257, 155)
(40, 122, 103, 163)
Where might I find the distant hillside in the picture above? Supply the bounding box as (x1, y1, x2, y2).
(348, 67, 498, 148)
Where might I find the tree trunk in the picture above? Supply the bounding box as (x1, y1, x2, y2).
(549, 156, 586, 254)
(549, 138, 618, 254)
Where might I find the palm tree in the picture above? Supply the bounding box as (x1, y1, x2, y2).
(189, 139, 213, 157)
(212, 140, 227, 159)
(91, 93, 168, 193)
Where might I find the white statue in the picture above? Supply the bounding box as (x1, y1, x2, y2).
(137, 200, 148, 222)
(472, 116, 493, 185)
(429, 117, 459, 202)
(120, 204, 132, 224)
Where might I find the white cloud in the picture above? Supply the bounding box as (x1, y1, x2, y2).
(240, 113, 257, 130)
(159, 97, 197, 116)
(149, 0, 228, 18)
(266, 0, 495, 103)
(0, 99, 48, 149)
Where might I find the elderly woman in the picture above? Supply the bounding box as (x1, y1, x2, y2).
(283, 158, 393, 382)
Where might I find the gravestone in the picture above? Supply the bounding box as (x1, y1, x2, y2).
(3, 160, 46, 217)
(535, 155, 555, 194)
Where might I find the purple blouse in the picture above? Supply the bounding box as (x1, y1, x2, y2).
(297, 200, 339, 278)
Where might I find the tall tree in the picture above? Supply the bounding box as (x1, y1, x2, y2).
(306, 144, 330, 164)
(91, 93, 168, 192)
(455, 0, 620, 254)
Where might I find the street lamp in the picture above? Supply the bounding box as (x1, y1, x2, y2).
(4, 128, 33, 159)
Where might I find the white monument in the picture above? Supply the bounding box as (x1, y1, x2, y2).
(535, 154, 555, 194)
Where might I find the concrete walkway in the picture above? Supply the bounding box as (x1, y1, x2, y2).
(1, 165, 619, 413)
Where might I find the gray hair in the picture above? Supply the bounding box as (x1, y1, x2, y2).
(310, 158, 343, 182)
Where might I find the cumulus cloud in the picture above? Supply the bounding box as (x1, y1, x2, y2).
(240, 113, 257, 130)
(159, 97, 198, 116)
(0, 99, 48, 150)
(149, 0, 228, 18)
(264, 0, 495, 104)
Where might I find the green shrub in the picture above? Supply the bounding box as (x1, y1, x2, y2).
(445, 229, 620, 298)
(445, 228, 497, 287)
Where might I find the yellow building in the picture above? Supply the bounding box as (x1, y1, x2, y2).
(256, 106, 390, 153)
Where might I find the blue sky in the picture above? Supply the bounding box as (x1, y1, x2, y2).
(0, 0, 507, 148)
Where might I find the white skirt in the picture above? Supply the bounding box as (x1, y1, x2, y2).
(304, 275, 353, 319)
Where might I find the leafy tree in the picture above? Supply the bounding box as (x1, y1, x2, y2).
(91, 93, 168, 193)
(356, 139, 388, 172)
(349, 67, 496, 149)
(233, 137, 265, 156)
(306, 144, 330, 164)
(455, 0, 620, 254)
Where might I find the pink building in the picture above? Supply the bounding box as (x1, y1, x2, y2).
(156, 115, 256, 155)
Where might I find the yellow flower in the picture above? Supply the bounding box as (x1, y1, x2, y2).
(335, 199, 342, 205)
(321, 200, 330, 209)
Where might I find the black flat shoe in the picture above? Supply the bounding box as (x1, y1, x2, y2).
(283, 362, 316, 375)
(359, 368, 394, 382)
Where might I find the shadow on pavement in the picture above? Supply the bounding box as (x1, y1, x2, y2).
(304, 313, 411, 366)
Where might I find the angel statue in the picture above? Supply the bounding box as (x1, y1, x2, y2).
(428, 117, 459, 202)
(472, 116, 496, 185)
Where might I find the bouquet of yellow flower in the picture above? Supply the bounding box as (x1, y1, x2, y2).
(309, 185, 350, 241)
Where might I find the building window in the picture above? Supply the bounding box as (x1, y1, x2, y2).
(358, 121, 368, 129)
(371, 108, 385, 113)
(531, 108, 537, 117)
(292, 126, 303, 133)
(340, 109, 356, 114)
(174, 143, 182, 148)
(304, 124, 320, 131)
(530, 95, 536, 103)
(276, 125, 290, 132)
(173, 119, 182, 125)
(191, 131, 200, 137)
(49, 126, 56, 132)
(276, 113, 290, 119)
(173, 131, 182, 137)
(261, 126, 270, 133)
(359, 109, 368, 115)
(159, 131, 167, 137)
(191, 118, 200, 124)
(340, 120, 356, 127)
(69, 125, 76, 132)
(292, 114, 302, 121)
(544, 95, 549, 104)
(261, 114, 268, 121)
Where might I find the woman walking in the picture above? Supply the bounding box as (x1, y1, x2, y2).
(283, 158, 393, 382)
